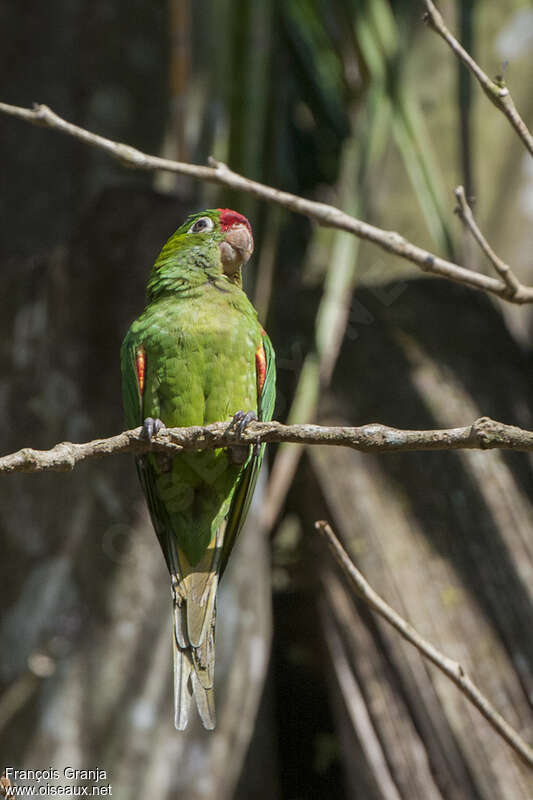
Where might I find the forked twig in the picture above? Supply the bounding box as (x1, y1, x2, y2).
(423, 0, 533, 156)
(454, 186, 522, 295)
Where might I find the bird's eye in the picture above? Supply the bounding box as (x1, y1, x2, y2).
(189, 216, 214, 234)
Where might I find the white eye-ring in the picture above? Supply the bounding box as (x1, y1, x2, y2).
(189, 216, 215, 234)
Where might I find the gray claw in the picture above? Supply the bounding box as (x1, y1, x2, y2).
(141, 417, 166, 442)
(231, 410, 258, 436)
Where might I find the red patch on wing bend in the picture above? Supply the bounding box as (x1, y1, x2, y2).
(218, 208, 252, 234)
(136, 346, 146, 396)
(256, 342, 267, 398)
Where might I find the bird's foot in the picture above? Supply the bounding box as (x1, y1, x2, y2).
(229, 410, 261, 459)
(141, 417, 166, 442)
(230, 410, 258, 436)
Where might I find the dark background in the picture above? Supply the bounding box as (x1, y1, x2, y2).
(2, 1, 533, 797)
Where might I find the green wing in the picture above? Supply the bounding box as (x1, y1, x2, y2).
(121, 329, 275, 579)
(219, 331, 276, 577)
(120, 333, 142, 431)
(259, 332, 276, 424)
(120, 334, 179, 576)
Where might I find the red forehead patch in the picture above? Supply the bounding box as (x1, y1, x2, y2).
(218, 208, 252, 233)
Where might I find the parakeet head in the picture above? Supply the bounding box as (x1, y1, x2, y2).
(147, 208, 254, 300)
(182, 208, 254, 275)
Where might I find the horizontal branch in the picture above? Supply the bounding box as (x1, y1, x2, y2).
(1, 101, 533, 304)
(315, 521, 533, 768)
(423, 0, 533, 157)
(1, 416, 533, 475)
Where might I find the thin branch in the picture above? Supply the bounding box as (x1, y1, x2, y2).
(0, 774, 13, 799)
(2, 416, 533, 475)
(1, 101, 533, 304)
(455, 186, 522, 295)
(423, 0, 533, 157)
(315, 520, 533, 768)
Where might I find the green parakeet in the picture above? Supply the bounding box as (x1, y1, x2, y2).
(120, 208, 275, 730)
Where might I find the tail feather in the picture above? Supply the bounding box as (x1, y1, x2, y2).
(192, 610, 216, 689)
(191, 666, 216, 729)
(169, 523, 225, 730)
(172, 579, 188, 649)
(184, 571, 219, 648)
(172, 587, 217, 730)
(173, 635, 192, 730)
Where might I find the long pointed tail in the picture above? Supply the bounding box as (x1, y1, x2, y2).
(171, 572, 218, 730)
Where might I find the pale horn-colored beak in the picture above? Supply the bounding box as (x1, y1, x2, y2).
(219, 224, 254, 277)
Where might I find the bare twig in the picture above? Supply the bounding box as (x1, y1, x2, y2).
(423, 0, 533, 157)
(0, 774, 13, 799)
(315, 520, 533, 768)
(1, 101, 533, 304)
(1, 416, 533, 475)
(454, 186, 522, 295)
